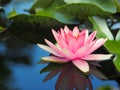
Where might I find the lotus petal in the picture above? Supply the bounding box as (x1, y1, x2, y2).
(72, 59, 89, 73)
(85, 31, 97, 44)
(85, 38, 107, 55)
(42, 56, 69, 63)
(37, 44, 61, 57)
(73, 26, 80, 37)
(82, 54, 113, 61)
(75, 41, 96, 58)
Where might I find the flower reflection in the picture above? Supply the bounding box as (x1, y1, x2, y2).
(38, 26, 112, 73)
(40, 61, 107, 90)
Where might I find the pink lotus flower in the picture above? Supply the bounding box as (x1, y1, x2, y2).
(38, 26, 112, 73)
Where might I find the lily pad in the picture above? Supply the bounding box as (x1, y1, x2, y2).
(88, 16, 114, 40)
(30, 0, 78, 24)
(57, 0, 116, 17)
(35, 9, 79, 24)
(113, 54, 120, 72)
(0, 26, 4, 31)
(115, 29, 120, 41)
(8, 14, 66, 44)
(105, 40, 120, 54)
(31, 0, 54, 8)
(7, 9, 17, 18)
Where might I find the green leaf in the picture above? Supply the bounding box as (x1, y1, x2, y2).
(8, 14, 66, 44)
(88, 16, 114, 40)
(35, 8, 79, 24)
(113, 54, 120, 72)
(30, 0, 78, 24)
(7, 9, 17, 18)
(114, 0, 120, 12)
(31, 0, 65, 10)
(57, 0, 116, 17)
(0, 26, 4, 31)
(98, 85, 113, 90)
(105, 40, 120, 54)
(31, 0, 54, 9)
(115, 29, 120, 41)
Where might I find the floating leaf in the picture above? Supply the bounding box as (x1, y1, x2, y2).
(8, 14, 66, 44)
(88, 16, 114, 40)
(0, 26, 4, 31)
(31, 0, 54, 9)
(105, 40, 120, 54)
(115, 29, 120, 41)
(114, 0, 120, 12)
(98, 85, 113, 90)
(88, 16, 120, 72)
(57, 0, 116, 17)
(35, 9, 79, 24)
(113, 54, 120, 72)
(30, 0, 78, 24)
(7, 9, 17, 18)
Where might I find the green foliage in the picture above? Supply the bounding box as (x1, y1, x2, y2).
(7, 9, 17, 18)
(0, 26, 4, 31)
(105, 41, 120, 54)
(31, 0, 57, 10)
(114, 0, 120, 12)
(31, 0, 78, 24)
(115, 29, 120, 41)
(7, 0, 118, 44)
(35, 9, 78, 24)
(89, 16, 120, 72)
(98, 85, 113, 90)
(113, 55, 120, 72)
(2, 0, 120, 78)
(88, 16, 114, 40)
(8, 14, 66, 44)
(30, 0, 117, 20)
(58, 0, 116, 17)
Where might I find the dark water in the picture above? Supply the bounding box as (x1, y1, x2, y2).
(0, 0, 119, 90)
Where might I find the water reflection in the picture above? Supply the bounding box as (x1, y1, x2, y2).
(40, 61, 110, 90)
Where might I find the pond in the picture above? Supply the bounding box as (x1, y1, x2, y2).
(0, 30, 118, 90)
(0, 0, 120, 90)
(0, 32, 119, 90)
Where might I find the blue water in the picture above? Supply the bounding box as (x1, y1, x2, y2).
(3, 0, 34, 14)
(0, 37, 118, 90)
(6, 45, 56, 90)
(5, 45, 118, 90)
